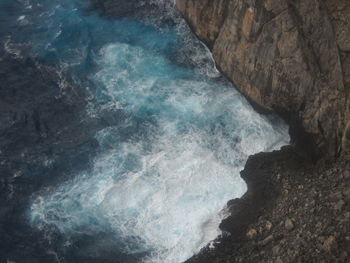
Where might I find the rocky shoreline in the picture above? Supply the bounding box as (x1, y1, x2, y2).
(187, 147, 350, 262)
(176, 0, 350, 262)
(1, 1, 349, 262)
(176, 0, 350, 158)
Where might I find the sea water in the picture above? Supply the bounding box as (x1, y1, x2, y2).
(1, 0, 289, 262)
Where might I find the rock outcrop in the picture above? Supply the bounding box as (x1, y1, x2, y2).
(176, 0, 350, 157)
(186, 148, 350, 263)
(176, 1, 350, 262)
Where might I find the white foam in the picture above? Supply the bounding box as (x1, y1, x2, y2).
(4, 38, 22, 58)
(17, 15, 26, 21)
(29, 2, 290, 262)
(30, 41, 288, 263)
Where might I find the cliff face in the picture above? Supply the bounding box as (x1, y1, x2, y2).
(177, 1, 350, 262)
(176, 0, 350, 157)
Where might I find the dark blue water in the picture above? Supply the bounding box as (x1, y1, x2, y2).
(0, 1, 289, 262)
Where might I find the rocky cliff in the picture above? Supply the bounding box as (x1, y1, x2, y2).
(176, 0, 350, 158)
(176, 0, 350, 262)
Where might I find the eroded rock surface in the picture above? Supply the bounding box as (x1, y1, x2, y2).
(177, 0, 350, 157)
(177, 0, 350, 262)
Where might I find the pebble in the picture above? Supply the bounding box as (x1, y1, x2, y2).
(260, 235, 273, 246)
(322, 236, 337, 252)
(285, 218, 294, 231)
(246, 229, 257, 240)
(265, 221, 273, 231)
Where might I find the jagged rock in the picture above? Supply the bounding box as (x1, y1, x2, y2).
(177, 0, 350, 157)
(178, 1, 350, 263)
(185, 152, 350, 263)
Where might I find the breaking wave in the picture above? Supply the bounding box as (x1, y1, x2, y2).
(2, 0, 290, 262)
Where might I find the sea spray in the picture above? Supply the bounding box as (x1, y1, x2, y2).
(18, 0, 291, 262)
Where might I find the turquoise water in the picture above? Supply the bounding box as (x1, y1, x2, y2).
(2, 0, 289, 262)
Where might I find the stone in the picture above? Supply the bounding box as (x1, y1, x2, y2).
(335, 200, 345, 211)
(322, 236, 338, 252)
(260, 235, 274, 246)
(265, 221, 273, 231)
(246, 229, 258, 240)
(272, 245, 281, 256)
(285, 219, 294, 231)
